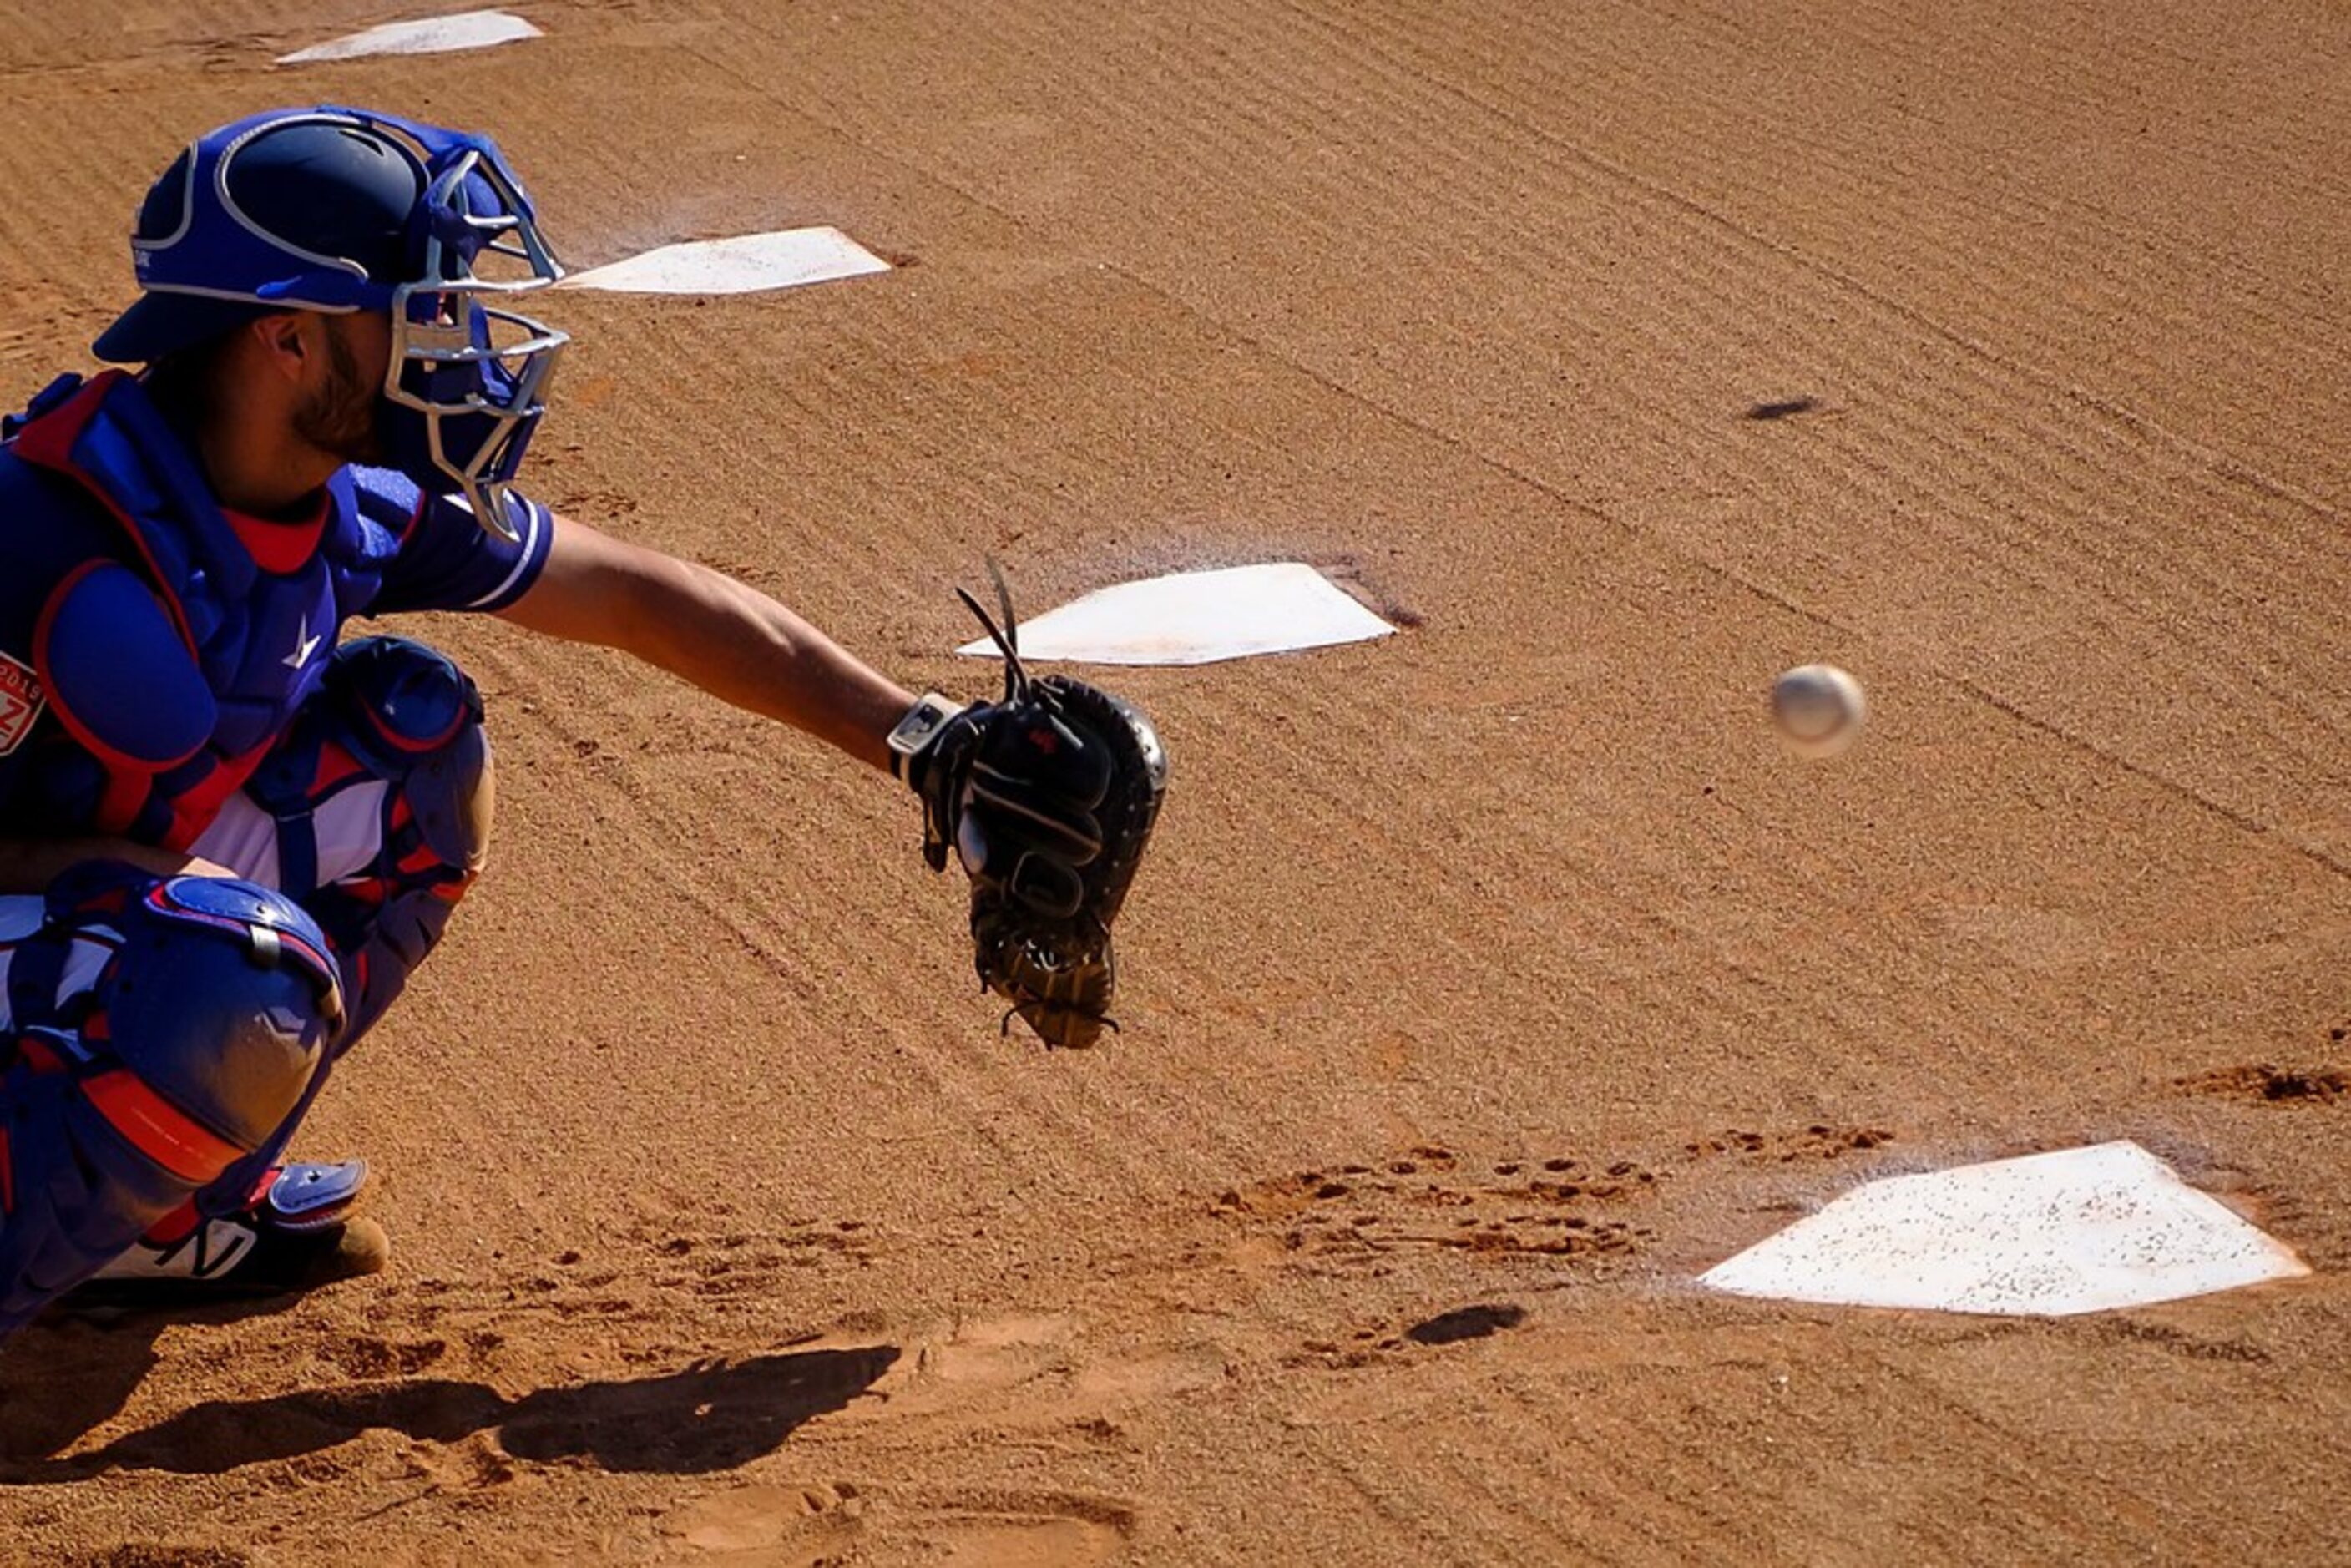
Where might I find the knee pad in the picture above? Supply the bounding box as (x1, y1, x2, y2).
(88, 876, 344, 1175)
(322, 637, 493, 875)
(254, 639, 493, 1055)
(0, 873, 341, 1331)
(245, 636, 493, 891)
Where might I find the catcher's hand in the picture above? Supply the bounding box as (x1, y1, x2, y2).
(892, 569, 1169, 1048)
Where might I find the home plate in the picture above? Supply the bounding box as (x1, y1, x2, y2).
(563, 230, 891, 296)
(276, 8, 541, 63)
(1700, 1141, 2308, 1317)
(956, 564, 1395, 666)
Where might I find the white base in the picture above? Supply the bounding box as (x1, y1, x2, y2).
(1701, 1141, 2308, 1317)
(563, 229, 891, 296)
(956, 564, 1395, 666)
(277, 8, 541, 63)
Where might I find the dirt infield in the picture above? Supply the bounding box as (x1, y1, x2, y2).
(2, 1, 2346, 1562)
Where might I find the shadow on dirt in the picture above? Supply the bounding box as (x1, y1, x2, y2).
(0, 1297, 311, 1464)
(1403, 1302, 1526, 1346)
(0, 1342, 897, 1479)
(1742, 396, 1821, 421)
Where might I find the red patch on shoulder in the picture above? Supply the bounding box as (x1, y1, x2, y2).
(0, 653, 46, 756)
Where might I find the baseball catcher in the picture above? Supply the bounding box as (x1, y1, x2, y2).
(0, 105, 1165, 1341)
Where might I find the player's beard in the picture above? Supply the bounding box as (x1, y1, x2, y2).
(292, 320, 387, 467)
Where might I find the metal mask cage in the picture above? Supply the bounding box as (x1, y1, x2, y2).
(377, 144, 569, 540)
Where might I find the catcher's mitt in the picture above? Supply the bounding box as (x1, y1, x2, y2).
(892, 567, 1169, 1048)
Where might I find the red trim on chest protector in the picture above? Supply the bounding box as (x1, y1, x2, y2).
(159, 741, 273, 851)
(7, 372, 197, 654)
(221, 497, 328, 575)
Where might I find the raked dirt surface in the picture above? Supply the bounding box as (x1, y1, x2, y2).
(2, 2, 2347, 1564)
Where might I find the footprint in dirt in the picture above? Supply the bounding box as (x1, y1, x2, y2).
(667, 1483, 1135, 1566)
(907, 1494, 1135, 1567)
(664, 1479, 862, 1565)
(312, 1333, 448, 1380)
(2176, 1062, 2348, 1106)
(923, 1512, 1126, 1566)
(895, 1313, 1224, 1422)
(636, 1217, 879, 1303)
(1684, 1125, 1895, 1162)
(905, 1313, 1079, 1393)
(1215, 1146, 1659, 1269)
(1294, 1302, 1529, 1369)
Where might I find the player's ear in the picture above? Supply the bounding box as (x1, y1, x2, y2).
(246, 310, 312, 384)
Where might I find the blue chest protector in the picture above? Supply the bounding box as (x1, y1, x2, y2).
(0, 372, 405, 847)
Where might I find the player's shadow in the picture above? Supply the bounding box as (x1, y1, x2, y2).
(0, 1338, 897, 1479)
(0, 1302, 262, 1465)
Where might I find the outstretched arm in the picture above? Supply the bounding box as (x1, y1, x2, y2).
(496, 513, 916, 772)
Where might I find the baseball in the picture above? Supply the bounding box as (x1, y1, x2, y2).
(1771, 664, 1867, 758)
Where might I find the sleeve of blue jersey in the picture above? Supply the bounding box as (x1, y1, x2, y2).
(352, 466, 555, 617)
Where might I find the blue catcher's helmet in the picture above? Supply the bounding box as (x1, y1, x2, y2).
(91, 105, 569, 540)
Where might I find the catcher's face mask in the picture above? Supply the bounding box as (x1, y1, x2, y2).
(376, 117, 568, 541)
(99, 105, 568, 540)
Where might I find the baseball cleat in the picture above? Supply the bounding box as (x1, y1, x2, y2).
(68, 1161, 388, 1308)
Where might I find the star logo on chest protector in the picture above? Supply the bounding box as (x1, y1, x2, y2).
(284, 614, 323, 670)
